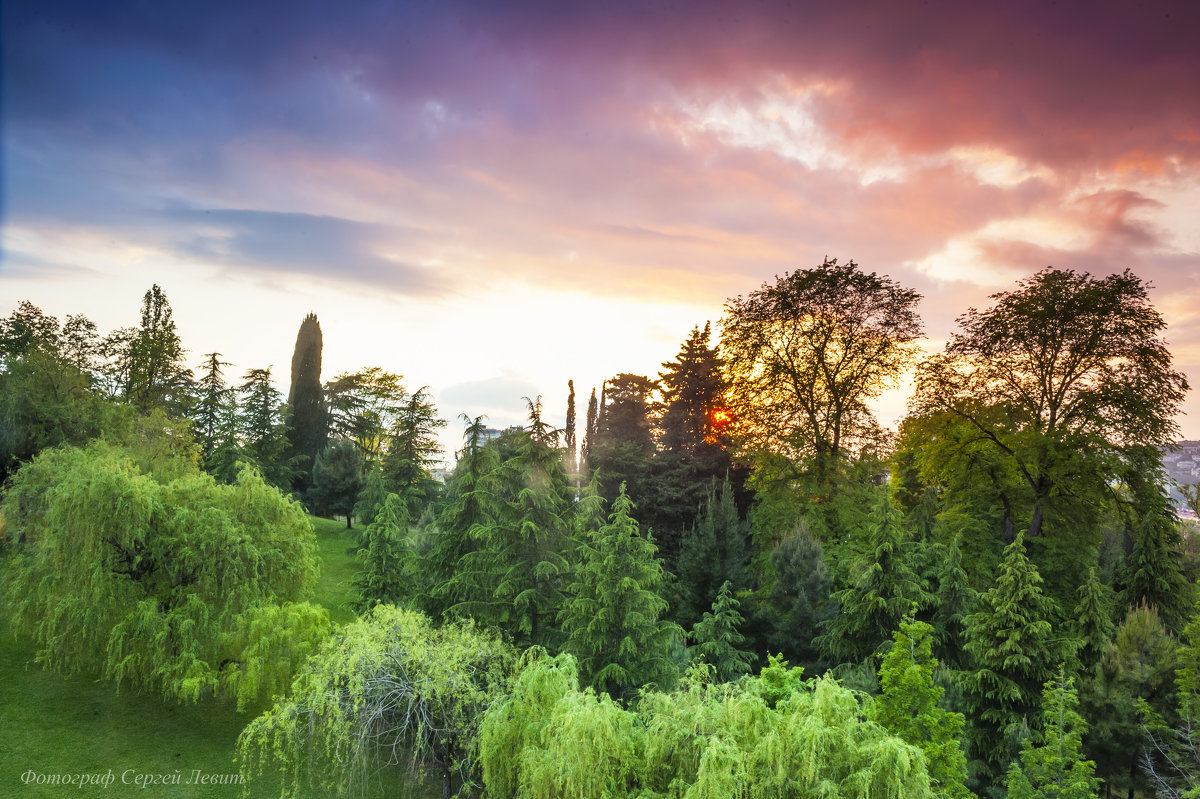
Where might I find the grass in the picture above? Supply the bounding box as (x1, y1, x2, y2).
(1, 513, 435, 798)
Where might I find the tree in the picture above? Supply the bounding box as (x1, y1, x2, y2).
(676, 474, 749, 626)
(658, 322, 726, 454)
(1120, 465, 1193, 632)
(193, 352, 232, 462)
(564, 379, 577, 474)
(914, 268, 1188, 542)
(1070, 566, 1115, 672)
(560, 484, 680, 699)
(873, 612, 972, 799)
(2, 441, 328, 708)
(381, 385, 445, 516)
(310, 439, 366, 528)
(767, 522, 836, 671)
(1004, 668, 1100, 799)
(582, 386, 598, 474)
(325, 367, 407, 460)
(236, 366, 295, 489)
(590, 373, 658, 511)
(355, 493, 415, 613)
(123, 284, 193, 414)
(960, 533, 1069, 788)
(720, 258, 922, 486)
(239, 606, 515, 799)
(286, 313, 327, 493)
(818, 493, 932, 665)
(932, 537, 979, 671)
(689, 581, 754, 683)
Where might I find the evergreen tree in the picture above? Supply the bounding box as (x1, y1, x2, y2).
(381, 386, 444, 517)
(287, 313, 327, 493)
(354, 493, 414, 613)
(560, 484, 681, 699)
(238, 366, 294, 490)
(1120, 477, 1192, 632)
(353, 468, 389, 530)
(873, 612, 972, 799)
(819, 494, 932, 664)
(1070, 566, 1115, 672)
(658, 322, 725, 453)
(688, 580, 754, 683)
(310, 439, 365, 528)
(768, 523, 835, 671)
(564, 379, 577, 474)
(934, 537, 978, 670)
(961, 532, 1068, 790)
(124, 284, 193, 414)
(582, 386, 597, 474)
(676, 474, 749, 626)
(1004, 668, 1100, 799)
(448, 426, 572, 649)
(193, 352, 231, 461)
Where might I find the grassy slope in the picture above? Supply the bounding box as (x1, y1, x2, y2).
(1, 513, 429, 798)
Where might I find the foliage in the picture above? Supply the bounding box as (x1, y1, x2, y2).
(121, 284, 195, 415)
(381, 385, 445, 515)
(560, 484, 681, 698)
(768, 521, 836, 671)
(1, 441, 326, 708)
(1070, 566, 1115, 671)
(872, 612, 972, 799)
(720, 257, 922, 484)
(311, 439, 366, 527)
(564, 379, 577, 474)
(192, 351, 232, 462)
(286, 312, 327, 492)
(676, 473, 750, 625)
(960, 533, 1068, 788)
(238, 606, 515, 799)
(354, 492, 416, 613)
(1004, 668, 1100, 799)
(481, 652, 936, 798)
(933, 537, 979, 670)
(1120, 471, 1193, 632)
(819, 493, 932, 664)
(690, 581, 755, 683)
(237, 365, 296, 490)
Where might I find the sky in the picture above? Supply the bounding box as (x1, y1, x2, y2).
(4, 0, 1200, 460)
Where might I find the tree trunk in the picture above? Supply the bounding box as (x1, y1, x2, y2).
(345, 514, 352, 530)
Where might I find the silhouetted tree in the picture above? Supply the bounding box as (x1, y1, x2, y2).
(287, 313, 327, 493)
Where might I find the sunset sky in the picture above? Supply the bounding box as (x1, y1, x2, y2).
(4, 0, 1200, 458)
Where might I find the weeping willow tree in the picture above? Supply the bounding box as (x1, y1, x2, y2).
(480, 652, 936, 798)
(1, 441, 329, 709)
(238, 606, 516, 799)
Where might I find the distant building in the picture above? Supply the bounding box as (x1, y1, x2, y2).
(1165, 440, 1200, 513)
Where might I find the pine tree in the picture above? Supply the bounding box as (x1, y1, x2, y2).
(658, 322, 725, 453)
(238, 366, 293, 490)
(1071, 566, 1115, 672)
(564, 379, 577, 474)
(354, 493, 414, 613)
(287, 313, 327, 494)
(381, 386, 444, 517)
(768, 523, 835, 671)
(1120, 493, 1192, 632)
(933, 537, 978, 670)
(873, 612, 972, 799)
(676, 474, 748, 626)
(560, 484, 681, 699)
(193, 352, 231, 462)
(1004, 667, 1100, 799)
(961, 532, 1067, 789)
(689, 581, 753, 683)
(819, 493, 932, 664)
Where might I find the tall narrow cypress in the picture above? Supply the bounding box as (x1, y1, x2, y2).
(582, 387, 598, 474)
(564, 380, 577, 474)
(287, 313, 327, 494)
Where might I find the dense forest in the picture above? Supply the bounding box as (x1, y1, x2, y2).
(3, 260, 1198, 799)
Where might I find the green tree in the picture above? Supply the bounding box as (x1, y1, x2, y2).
(676, 474, 749, 625)
(1070, 566, 1115, 671)
(123, 284, 194, 414)
(310, 439, 366, 528)
(933, 537, 979, 670)
(354, 493, 415, 613)
(564, 379, 577, 474)
(590, 373, 657, 502)
(1120, 466, 1193, 632)
(325, 367, 408, 461)
(2, 441, 327, 708)
(961, 533, 1069, 789)
(1004, 668, 1100, 799)
(381, 385, 445, 515)
(819, 494, 932, 665)
(873, 612, 972, 799)
(237, 366, 295, 489)
(560, 484, 680, 698)
(286, 313, 327, 493)
(720, 258, 923, 488)
(582, 385, 598, 474)
(689, 581, 754, 683)
(767, 522, 836, 671)
(239, 606, 515, 799)
(914, 268, 1188, 544)
(193, 351, 232, 462)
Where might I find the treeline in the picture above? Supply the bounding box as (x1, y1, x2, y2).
(2, 262, 1199, 798)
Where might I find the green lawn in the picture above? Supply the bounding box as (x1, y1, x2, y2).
(1, 513, 432, 798)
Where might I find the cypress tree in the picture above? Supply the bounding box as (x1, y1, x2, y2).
(688, 580, 753, 683)
(582, 386, 597, 475)
(961, 532, 1067, 789)
(560, 484, 680, 699)
(287, 313, 327, 494)
(564, 379, 577, 474)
